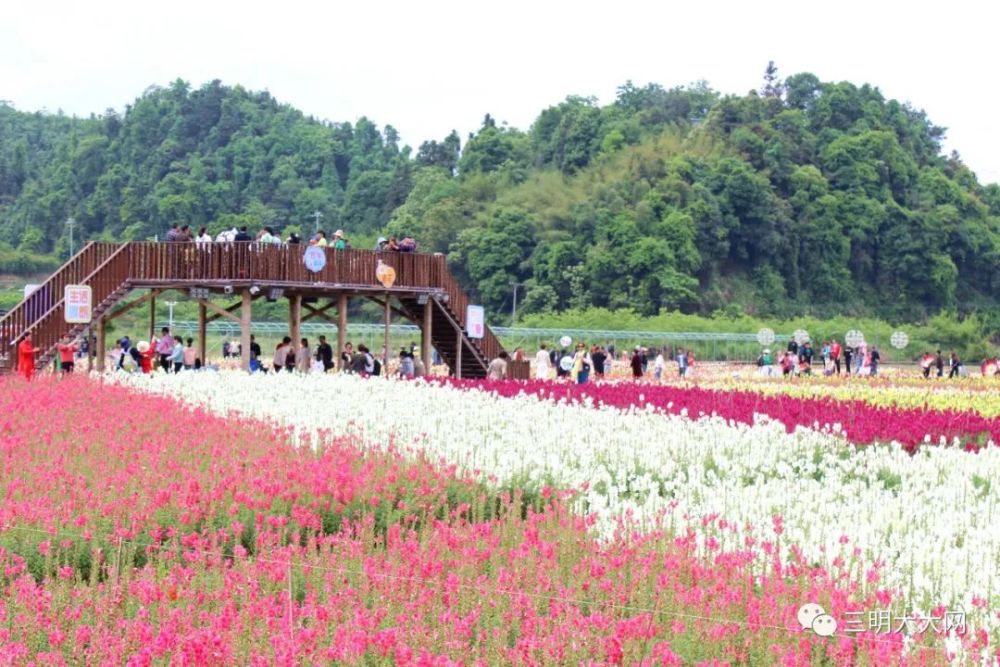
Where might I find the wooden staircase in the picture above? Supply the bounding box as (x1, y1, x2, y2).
(0, 242, 133, 375)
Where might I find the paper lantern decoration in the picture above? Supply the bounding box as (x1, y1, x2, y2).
(376, 260, 396, 288)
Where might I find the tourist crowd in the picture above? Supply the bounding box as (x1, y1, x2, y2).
(163, 223, 419, 255)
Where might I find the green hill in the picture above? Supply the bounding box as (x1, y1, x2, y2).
(2, 68, 999, 331)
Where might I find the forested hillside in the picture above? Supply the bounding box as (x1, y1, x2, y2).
(2, 69, 999, 326)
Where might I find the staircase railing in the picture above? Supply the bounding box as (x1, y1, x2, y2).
(434, 260, 503, 365)
(1, 242, 118, 367)
(5, 243, 130, 371)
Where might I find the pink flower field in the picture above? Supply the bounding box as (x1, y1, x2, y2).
(0, 376, 977, 665)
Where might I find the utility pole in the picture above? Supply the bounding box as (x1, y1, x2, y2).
(509, 282, 524, 325)
(164, 301, 178, 329)
(312, 210, 323, 233)
(66, 217, 77, 257)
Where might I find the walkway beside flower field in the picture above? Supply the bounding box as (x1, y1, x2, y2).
(3, 374, 968, 664)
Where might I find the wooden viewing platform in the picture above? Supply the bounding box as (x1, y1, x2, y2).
(0, 242, 504, 378)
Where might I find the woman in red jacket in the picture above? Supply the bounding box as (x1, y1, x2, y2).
(18, 333, 40, 379)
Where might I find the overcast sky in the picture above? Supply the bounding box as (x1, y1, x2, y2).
(2, 0, 997, 183)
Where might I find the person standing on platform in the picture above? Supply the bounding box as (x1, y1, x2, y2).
(18, 333, 40, 379)
(534, 344, 551, 380)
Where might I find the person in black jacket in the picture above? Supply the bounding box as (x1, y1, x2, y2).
(234, 226, 252, 242)
(935, 350, 945, 377)
(591, 345, 607, 378)
(316, 335, 334, 372)
(949, 351, 961, 378)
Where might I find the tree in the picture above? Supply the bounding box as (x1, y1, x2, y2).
(761, 61, 784, 99)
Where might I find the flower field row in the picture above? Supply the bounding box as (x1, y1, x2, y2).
(443, 378, 999, 450)
(0, 376, 959, 665)
(696, 378, 1000, 418)
(115, 371, 1000, 633)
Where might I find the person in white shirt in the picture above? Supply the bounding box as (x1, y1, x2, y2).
(654, 350, 665, 381)
(195, 226, 213, 244)
(534, 344, 551, 380)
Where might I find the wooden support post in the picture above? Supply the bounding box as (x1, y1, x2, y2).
(337, 293, 347, 369)
(197, 302, 207, 366)
(148, 292, 156, 342)
(289, 294, 301, 351)
(86, 327, 93, 373)
(455, 328, 462, 379)
(421, 298, 432, 370)
(96, 318, 106, 372)
(383, 293, 391, 374)
(240, 289, 252, 372)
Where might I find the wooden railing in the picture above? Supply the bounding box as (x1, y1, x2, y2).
(125, 242, 449, 290)
(1, 243, 130, 370)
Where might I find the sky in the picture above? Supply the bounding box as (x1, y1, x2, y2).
(2, 0, 997, 183)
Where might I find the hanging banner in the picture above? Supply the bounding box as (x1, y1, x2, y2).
(65, 285, 93, 324)
(466, 305, 485, 339)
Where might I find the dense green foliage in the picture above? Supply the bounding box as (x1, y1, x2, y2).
(2, 69, 999, 328)
(0, 79, 410, 259)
